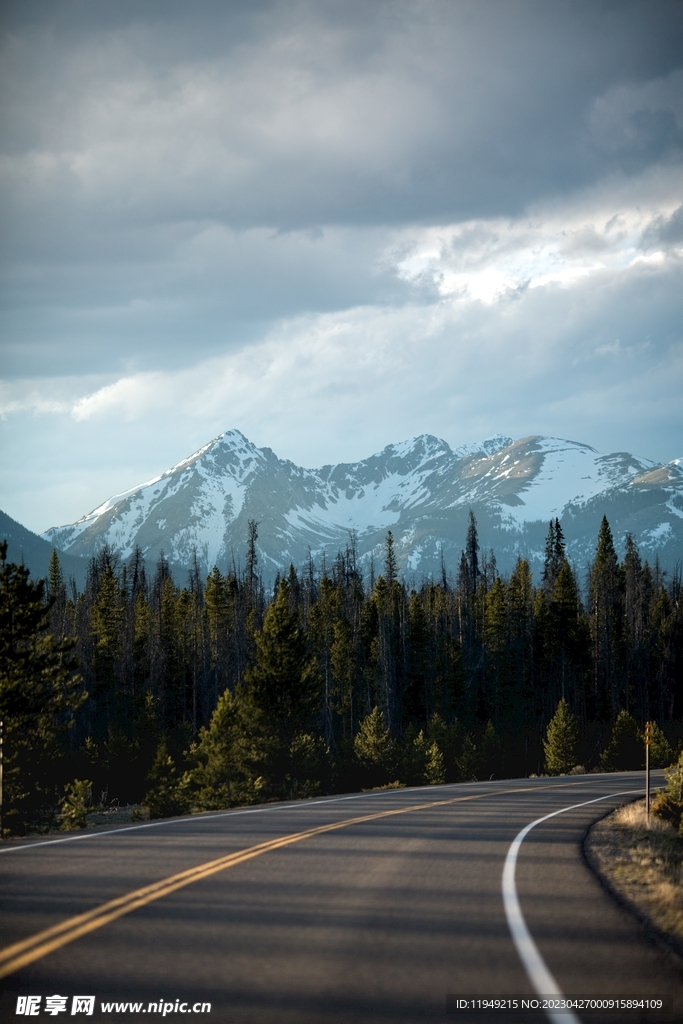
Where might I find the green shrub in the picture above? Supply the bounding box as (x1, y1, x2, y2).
(60, 779, 92, 830)
(652, 751, 683, 830)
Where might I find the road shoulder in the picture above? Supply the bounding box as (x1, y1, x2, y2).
(584, 798, 683, 962)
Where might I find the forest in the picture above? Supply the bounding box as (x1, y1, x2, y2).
(1, 512, 681, 835)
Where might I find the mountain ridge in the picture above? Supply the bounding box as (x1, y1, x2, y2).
(39, 429, 683, 583)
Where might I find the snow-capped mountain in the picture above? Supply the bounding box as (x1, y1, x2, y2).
(43, 430, 683, 581)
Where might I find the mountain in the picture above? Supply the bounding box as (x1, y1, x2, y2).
(0, 509, 89, 588)
(42, 429, 683, 584)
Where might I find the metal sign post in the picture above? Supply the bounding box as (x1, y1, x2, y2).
(645, 721, 650, 824)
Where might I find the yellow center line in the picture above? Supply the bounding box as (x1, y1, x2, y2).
(0, 781, 610, 979)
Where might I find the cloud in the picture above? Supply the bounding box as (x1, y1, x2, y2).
(0, 0, 682, 531)
(58, 236, 682, 462)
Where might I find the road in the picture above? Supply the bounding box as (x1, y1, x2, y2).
(0, 774, 681, 1023)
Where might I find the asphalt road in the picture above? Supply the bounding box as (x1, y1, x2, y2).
(1, 774, 681, 1024)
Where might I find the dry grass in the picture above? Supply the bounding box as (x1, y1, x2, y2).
(586, 798, 683, 950)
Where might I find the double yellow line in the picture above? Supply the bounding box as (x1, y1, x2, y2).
(0, 786, 537, 980)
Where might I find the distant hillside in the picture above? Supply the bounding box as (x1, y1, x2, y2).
(1, 509, 89, 588)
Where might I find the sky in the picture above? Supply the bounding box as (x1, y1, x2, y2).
(1, 0, 682, 534)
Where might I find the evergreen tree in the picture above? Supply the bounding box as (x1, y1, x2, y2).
(90, 562, 125, 733)
(403, 727, 428, 785)
(652, 751, 683, 830)
(0, 541, 84, 834)
(543, 698, 579, 775)
(465, 511, 480, 597)
(309, 575, 342, 746)
(424, 741, 446, 785)
(542, 518, 565, 596)
(181, 688, 263, 810)
(143, 738, 186, 819)
(405, 590, 429, 723)
(354, 706, 396, 787)
(330, 617, 356, 742)
(204, 566, 230, 695)
(60, 779, 92, 830)
(600, 709, 643, 772)
(457, 734, 478, 781)
(548, 560, 589, 706)
(246, 519, 259, 608)
(484, 576, 508, 707)
(588, 517, 624, 718)
(242, 578, 321, 796)
(648, 720, 674, 769)
(506, 559, 534, 724)
(384, 531, 397, 586)
(47, 548, 65, 603)
(479, 720, 503, 779)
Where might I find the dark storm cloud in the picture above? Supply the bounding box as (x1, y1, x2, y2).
(3, 0, 682, 227)
(1, 0, 681, 378)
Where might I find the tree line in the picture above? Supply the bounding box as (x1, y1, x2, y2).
(0, 512, 681, 834)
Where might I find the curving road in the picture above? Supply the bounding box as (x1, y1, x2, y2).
(1, 774, 681, 1023)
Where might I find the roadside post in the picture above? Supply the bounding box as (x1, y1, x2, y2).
(645, 721, 650, 823)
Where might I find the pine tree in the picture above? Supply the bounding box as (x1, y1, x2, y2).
(542, 519, 566, 596)
(588, 516, 624, 718)
(60, 779, 92, 830)
(309, 575, 341, 746)
(181, 688, 263, 810)
(330, 617, 356, 742)
(465, 511, 479, 597)
(242, 578, 321, 796)
(143, 738, 186, 819)
(648, 720, 674, 769)
(90, 562, 125, 733)
(47, 548, 64, 602)
(479, 720, 502, 779)
(0, 541, 84, 834)
(384, 531, 397, 587)
(354, 706, 396, 788)
(506, 559, 534, 725)
(424, 741, 446, 785)
(549, 560, 588, 706)
(246, 519, 259, 608)
(543, 698, 579, 775)
(403, 727, 428, 785)
(600, 709, 643, 772)
(457, 734, 478, 781)
(405, 589, 429, 723)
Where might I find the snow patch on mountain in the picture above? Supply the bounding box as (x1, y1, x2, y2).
(453, 434, 513, 459)
(496, 438, 656, 528)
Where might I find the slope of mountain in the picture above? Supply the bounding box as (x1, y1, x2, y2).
(1, 509, 89, 587)
(43, 430, 683, 583)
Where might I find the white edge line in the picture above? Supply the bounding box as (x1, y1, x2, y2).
(1, 773, 649, 856)
(502, 788, 640, 1024)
